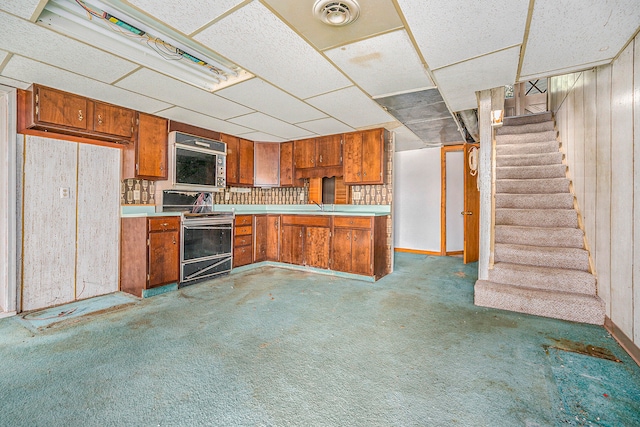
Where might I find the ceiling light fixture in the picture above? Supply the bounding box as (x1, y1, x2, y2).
(313, 0, 361, 26)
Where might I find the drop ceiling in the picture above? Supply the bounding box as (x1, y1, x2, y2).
(0, 0, 638, 151)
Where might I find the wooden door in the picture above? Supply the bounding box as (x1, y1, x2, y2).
(238, 138, 254, 186)
(463, 143, 480, 263)
(332, 228, 352, 272)
(254, 142, 279, 187)
(136, 113, 168, 180)
(254, 215, 267, 262)
(148, 229, 179, 288)
(361, 129, 383, 184)
(281, 225, 304, 265)
(294, 138, 316, 169)
(343, 132, 362, 184)
(93, 101, 135, 139)
(316, 134, 342, 167)
(222, 134, 239, 185)
(304, 226, 330, 269)
(351, 229, 372, 275)
(266, 215, 280, 261)
(279, 141, 295, 187)
(36, 85, 88, 130)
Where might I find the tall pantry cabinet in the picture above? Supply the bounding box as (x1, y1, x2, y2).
(19, 135, 120, 311)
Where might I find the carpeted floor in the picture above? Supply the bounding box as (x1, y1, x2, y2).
(1, 253, 639, 426)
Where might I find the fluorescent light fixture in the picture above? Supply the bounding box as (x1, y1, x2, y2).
(38, 0, 252, 92)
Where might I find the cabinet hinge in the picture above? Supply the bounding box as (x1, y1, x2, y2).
(136, 163, 140, 172)
(147, 238, 150, 246)
(147, 273, 150, 281)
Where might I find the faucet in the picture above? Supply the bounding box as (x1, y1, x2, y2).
(312, 201, 324, 211)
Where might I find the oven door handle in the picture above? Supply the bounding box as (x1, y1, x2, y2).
(183, 225, 233, 230)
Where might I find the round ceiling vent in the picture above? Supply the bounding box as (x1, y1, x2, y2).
(313, 0, 361, 26)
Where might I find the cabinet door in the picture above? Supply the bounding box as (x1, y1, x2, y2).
(281, 224, 304, 265)
(294, 138, 316, 169)
(316, 134, 342, 167)
(351, 229, 373, 275)
(94, 101, 135, 139)
(238, 138, 254, 186)
(279, 141, 295, 186)
(35, 85, 88, 130)
(343, 132, 362, 184)
(254, 142, 279, 187)
(222, 134, 239, 185)
(136, 113, 168, 180)
(254, 215, 267, 262)
(266, 215, 280, 261)
(304, 226, 330, 269)
(361, 129, 384, 184)
(148, 229, 179, 288)
(332, 228, 352, 273)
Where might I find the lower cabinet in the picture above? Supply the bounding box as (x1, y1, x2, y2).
(253, 215, 267, 262)
(332, 216, 389, 279)
(234, 215, 253, 267)
(120, 216, 180, 297)
(280, 215, 331, 268)
(266, 215, 281, 262)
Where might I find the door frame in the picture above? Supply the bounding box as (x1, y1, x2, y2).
(440, 144, 465, 256)
(0, 85, 17, 316)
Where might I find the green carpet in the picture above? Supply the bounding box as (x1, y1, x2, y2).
(0, 253, 638, 426)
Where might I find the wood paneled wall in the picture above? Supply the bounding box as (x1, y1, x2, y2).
(550, 35, 640, 346)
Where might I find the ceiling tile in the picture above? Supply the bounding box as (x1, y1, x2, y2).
(405, 117, 463, 145)
(1, 55, 171, 112)
(295, 118, 354, 135)
(393, 125, 434, 151)
(0, 75, 29, 89)
(325, 30, 434, 97)
(158, 106, 255, 136)
(433, 46, 521, 112)
(521, 0, 640, 78)
(0, 11, 138, 83)
(126, 0, 245, 34)
(116, 68, 253, 119)
(194, 1, 351, 99)
(216, 78, 327, 123)
(397, 0, 529, 69)
(376, 89, 451, 125)
(240, 132, 287, 143)
(228, 112, 315, 139)
(0, 50, 9, 66)
(0, 0, 43, 20)
(305, 86, 397, 129)
(263, 0, 403, 51)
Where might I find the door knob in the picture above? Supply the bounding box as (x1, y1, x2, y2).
(461, 211, 473, 215)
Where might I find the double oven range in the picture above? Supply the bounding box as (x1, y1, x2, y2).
(162, 191, 233, 286)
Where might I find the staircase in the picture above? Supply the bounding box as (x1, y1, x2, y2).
(474, 111, 605, 325)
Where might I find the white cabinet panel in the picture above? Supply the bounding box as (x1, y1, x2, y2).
(22, 136, 77, 310)
(76, 144, 120, 300)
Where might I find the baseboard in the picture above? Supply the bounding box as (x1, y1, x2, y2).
(395, 248, 441, 256)
(604, 316, 640, 367)
(446, 250, 463, 256)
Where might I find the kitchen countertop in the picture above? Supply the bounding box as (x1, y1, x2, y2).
(120, 206, 182, 218)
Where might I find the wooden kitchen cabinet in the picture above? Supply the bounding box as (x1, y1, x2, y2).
(223, 134, 254, 186)
(254, 215, 267, 262)
(122, 112, 169, 180)
(254, 142, 280, 187)
(294, 135, 343, 179)
(315, 134, 342, 167)
(266, 215, 281, 261)
(19, 84, 136, 144)
(293, 138, 316, 169)
(331, 215, 389, 279)
(120, 216, 180, 297)
(234, 215, 253, 267)
(343, 128, 388, 185)
(280, 215, 331, 268)
(279, 141, 304, 187)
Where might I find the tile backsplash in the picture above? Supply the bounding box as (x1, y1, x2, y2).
(121, 179, 156, 205)
(212, 184, 308, 205)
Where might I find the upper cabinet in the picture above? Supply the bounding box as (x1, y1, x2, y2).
(254, 142, 280, 187)
(279, 141, 304, 187)
(223, 134, 254, 187)
(19, 84, 135, 144)
(293, 135, 342, 179)
(343, 128, 389, 185)
(315, 134, 342, 167)
(125, 113, 168, 180)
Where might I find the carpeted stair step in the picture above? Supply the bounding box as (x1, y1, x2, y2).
(495, 193, 574, 209)
(474, 280, 605, 325)
(496, 141, 559, 155)
(496, 152, 564, 167)
(494, 243, 590, 271)
(496, 208, 577, 228)
(503, 112, 553, 126)
(488, 262, 595, 294)
(495, 130, 556, 145)
(496, 178, 570, 194)
(495, 225, 584, 248)
(496, 121, 555, 135)
(496, 164, 566, 179)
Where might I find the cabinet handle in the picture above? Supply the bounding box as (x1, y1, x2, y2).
(363, 171, 366, 177)
(319, 155, 323, 163)
(97, 114, 103, 125)
(172, 236, 176, 244)
(347, 232, 350, 241)
(357, 172, 361, 177)
(161, 222, 168, 227)
(299, 230, 303, 238)
(78, 110, 83, 122)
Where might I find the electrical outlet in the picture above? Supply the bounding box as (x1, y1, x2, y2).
(59, 187, 70, 199)
(352, 191, 362, 201)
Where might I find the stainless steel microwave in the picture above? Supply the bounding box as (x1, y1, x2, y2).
(168, 131, 227, 191)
